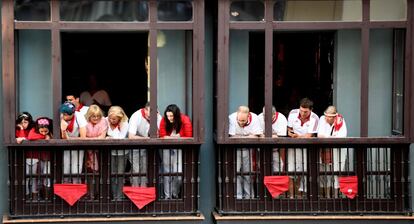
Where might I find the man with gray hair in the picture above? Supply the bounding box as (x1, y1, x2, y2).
(258, 106, 287, 172)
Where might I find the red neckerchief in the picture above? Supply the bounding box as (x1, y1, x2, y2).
(141, 108, 150, 123)
(76, 104, 84, 112)
(298, 112, 310, 126)
(66, 114, 76, 133)
(243, 113, 252, 127)
(272, 112, 279, 124)
(334, 114, 344, 132)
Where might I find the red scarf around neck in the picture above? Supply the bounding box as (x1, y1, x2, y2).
(334, 114, 344, 132)
(66, 114, 76, 133)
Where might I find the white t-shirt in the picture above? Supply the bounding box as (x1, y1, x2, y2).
(107, 119, 129, 155)
(228, 112, 263, 136)
(77, 105, 89, 116)
(317, 115, 347, 137)
(257, 112, 287, 136)
(128, 108, 162, 137)
(65, 111, 88, 138)
(80, 90, 112, 106)
(287, 109, 319, 135)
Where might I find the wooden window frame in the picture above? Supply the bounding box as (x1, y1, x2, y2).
(216, 0, 414, 144)
(1, 0, 205, 145)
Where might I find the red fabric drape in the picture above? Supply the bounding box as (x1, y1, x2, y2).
(264, 176, 289, 198)
(123, 186, 156, 209)
(339, 176, 358, 199)
(54, 184, 87, 206)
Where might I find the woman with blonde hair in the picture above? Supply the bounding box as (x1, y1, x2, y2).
(85, 104, 108, 199)
(106, 106, 129, 200)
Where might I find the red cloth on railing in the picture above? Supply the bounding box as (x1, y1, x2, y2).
(54, 184, 87, 206)
(339, 176, 358, 199)
(264, 176, 289, 198)
(123, 186, 156, 209)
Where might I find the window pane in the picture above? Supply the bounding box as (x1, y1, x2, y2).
(230, 1, 264, 21)
(157, 1, 193, 21)
(392, 30, 405, 135)
(60, 0, 148, 21)
(17, 30, 53, 118)
(368, 29, 402, 137)
(14, 0, 50, 21)
(370, 0, 407, 21)
(274, 0, 362, 21)
(157, 30, 193, 125)
(335, 30, 361, 137)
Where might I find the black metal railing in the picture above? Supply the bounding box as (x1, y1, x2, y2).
(8, 144, 200, 219)
(216, 142, 411, 215)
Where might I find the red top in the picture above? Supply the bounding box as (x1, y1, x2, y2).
(25, 128, 50, 160)
(15, 129, 29, 138)
(159, 114, 193, 138)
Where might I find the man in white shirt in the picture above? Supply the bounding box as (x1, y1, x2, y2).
(229, 106, 263, 199)
(258, 106, 287, 172)
(60, 102, 87, 184)
(317, 105, 348, 198)
(287, 98, 319, 198)
(128, 102, 162, 187)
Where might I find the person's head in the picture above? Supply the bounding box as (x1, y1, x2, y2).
(85, 104, 104, 124)
(143, 102, 151, 119)
(164, 104, 182, 133)
(262, 106, 277, 120)
(65, 93, 81, 108)
(60, 102, 76, 122)
(299, 98, 313, 120)
(324, 105, 338, 125)
(236, 106, 250, 127)
(16, 112, 34, 130)
(107, 106, 128, 126)
(34, 117, 53, 136)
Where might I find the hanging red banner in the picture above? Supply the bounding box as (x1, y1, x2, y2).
(54, 184, 87, 206)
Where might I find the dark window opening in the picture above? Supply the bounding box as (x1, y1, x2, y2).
(62, 32, 149, 116)
(249, 32, 335, 116)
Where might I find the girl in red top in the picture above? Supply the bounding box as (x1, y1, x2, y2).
(25, 117, 53, 200)
(15, 112, 34, 143)
(159, 104, 192, 199)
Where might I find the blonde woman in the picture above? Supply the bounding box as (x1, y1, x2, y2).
(85, 104, 108, 199)
(106, 106, 129, 200)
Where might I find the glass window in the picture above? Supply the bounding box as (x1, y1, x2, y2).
(17, 30, 53, 118)
(274, 0, 362, 21)
(368, 29, 404, 137)
(392, 30, 405, 135)
(60, 0, 148, 21)
(157, 30, 193, 125)
(370, 0, 407, 21)
(230, 1, 264, 21)
(14, 0, 50, 21)
(157, 1, 193, 21)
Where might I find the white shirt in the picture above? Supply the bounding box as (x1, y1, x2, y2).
(287, 109, 319, 135)
(228, 112, 263, 136)
(258, 112, 287, 136)
(107, 119, 129, 155)
(77, 105, 89, 116)
(65, 111, 88, 138)
(128, 108, 162, 137)
(80, 90, 112, 106)
(317, 115, 347, 137)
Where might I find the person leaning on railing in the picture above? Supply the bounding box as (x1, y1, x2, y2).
(317, 105, 348, 198)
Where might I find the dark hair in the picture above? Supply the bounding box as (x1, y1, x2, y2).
(164, 104, 182, 134)
(34, 117, 53, 136)
(299, 98, 313, 110)
(16, 112, 34, 130)
(64, 92, 80, 99)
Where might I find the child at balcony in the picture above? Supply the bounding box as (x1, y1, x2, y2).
(27, 117, 53, 200)
(15, 112, 34, 144)
(106, 106, 129, 200)
(85, 104, 108, 199)
(159, 104, 193, 199)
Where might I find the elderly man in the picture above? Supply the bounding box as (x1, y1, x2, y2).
(229, 106, 263, 199)
(258, 106, 288, 173)
(317, 105, 348, 198)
